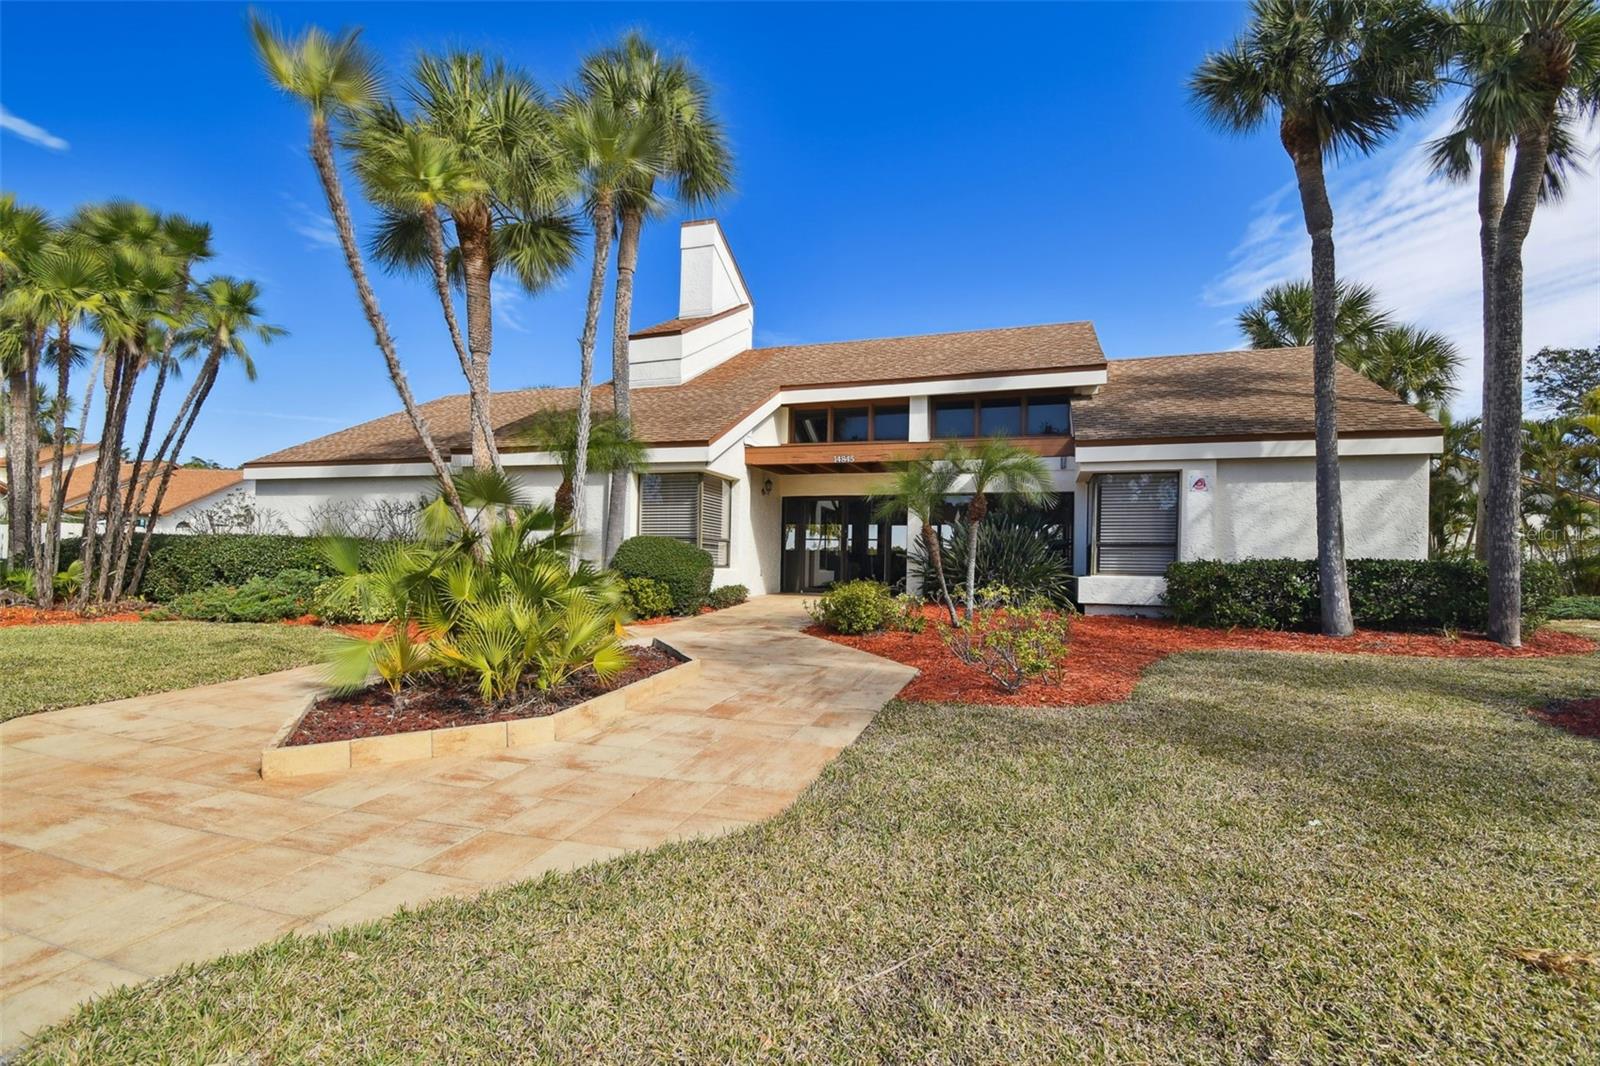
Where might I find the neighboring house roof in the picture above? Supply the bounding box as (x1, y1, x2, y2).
(1072, 347, 1442, 443)
(154, 468, 244, 512)
(0, 441, 97, 480)
(248, 321, 1109, 465)
(32, 465, 242, 516)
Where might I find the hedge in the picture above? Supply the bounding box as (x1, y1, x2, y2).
(59, 534, 385, 603)
(1164, 558, 1562, 633)
(610, 536, 713, 614)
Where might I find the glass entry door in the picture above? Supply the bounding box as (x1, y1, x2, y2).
(780, 497, 907, 593)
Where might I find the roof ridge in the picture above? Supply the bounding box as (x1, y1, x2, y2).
(750, 320, 1101, 355)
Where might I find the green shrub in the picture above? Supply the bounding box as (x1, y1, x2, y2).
(891, 592, 928, 633)
(806, 580, 895, 635)
(708, 584, 749, 610)
(1547, 595, 1600, 620)
(610, 536, 713, 614)
(619, 576, 674, 620)
(1164, 558, 1562, 633)
(77, 534, 386, 602)
(310, 578, 396, 625)
(911, 514, 1074, 607)
(939, 602, 1073, 693)
(166, 569, 322, 623)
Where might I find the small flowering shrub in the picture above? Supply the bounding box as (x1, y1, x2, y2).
(619, 576, 674, 619)
(708, 584, 749, 609)
(940, 601, 1073, 693)
(806, 580, 895, 635)
(890, 592, 928, 633)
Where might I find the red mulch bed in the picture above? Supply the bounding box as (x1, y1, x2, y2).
(809, 609, 1599, 707)
(285, 644, 680, 746)
(0, 605, 146, 628)
(1529, 698, 1600, 740)
(631, 605, 719, 627)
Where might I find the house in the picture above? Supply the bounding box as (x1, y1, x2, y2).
(1, 446, 247, 537)
(245, 220, 1442, 613)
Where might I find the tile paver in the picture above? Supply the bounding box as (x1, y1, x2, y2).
(0, 595, 913, 1049)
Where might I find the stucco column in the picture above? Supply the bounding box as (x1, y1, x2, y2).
(909, 396, 930, 443)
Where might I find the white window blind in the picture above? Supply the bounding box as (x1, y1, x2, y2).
(1094, 472, 1178, 575)
(640, 473, 729, 566)
(700, 477, 729, 566)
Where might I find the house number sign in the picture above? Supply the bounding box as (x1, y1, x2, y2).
(833, 454, 856, 464)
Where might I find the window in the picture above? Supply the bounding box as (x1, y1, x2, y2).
(834, 407, 870, 442)
(640, 473, 730, 566)
(787, 401, 910, 442)
(873, 405, 909, 441)
(979, 398, 1022, 437)
(932, 398, 975, 438)
(1093, 473, 1178, 575)
(1026, 395, 1071, 435)
(792, 409, 828, 444)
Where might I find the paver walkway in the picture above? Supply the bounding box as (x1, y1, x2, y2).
(0, 596, 913, 1049)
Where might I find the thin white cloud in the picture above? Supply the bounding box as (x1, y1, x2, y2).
(491, 274, 529, 333)
(0, 104, 69, 151)
(281, 195, 340, 252)
(1204, 117, 1600, 414)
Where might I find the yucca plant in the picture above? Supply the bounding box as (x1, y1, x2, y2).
(323, 469, 628, 704)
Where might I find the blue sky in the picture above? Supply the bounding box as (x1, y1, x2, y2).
(3, 2, 1596, 466)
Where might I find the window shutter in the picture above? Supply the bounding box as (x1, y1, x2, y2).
(1095, 473, 1178, 575)
(640, 474, 698, 540)
(700, 477, 729, 567)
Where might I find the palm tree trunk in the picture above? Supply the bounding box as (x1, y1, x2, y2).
(1485, 126, 1553, 647)
(1285, 132, 1354, 637)
(1473, 141, 1504, 563)
(306, 115, 470, 529)
(423, 210, 498, 471)
(37, 324, 76, 609)
(125, 354, 209, 596)
(572, 193, 616, 561)
(4, 366, 32, 569)
(925, 525, 959, 626)
(604, 205, 644, 563)
(108, 355, 170, 598)
(89, 349, 142, 604)
(132, 356, 220, 592)
(453, 206, 499, 471)
(71, 344, 119, 606)
(23, 337, 43, 573)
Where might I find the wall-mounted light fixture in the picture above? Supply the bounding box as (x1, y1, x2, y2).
(761, 478, 774, 496)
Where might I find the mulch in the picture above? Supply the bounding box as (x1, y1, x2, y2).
(285, 644, 680, 746)
(0, 605, 147, 628)
(1529, 698, 1600, 740)
(809, 609, 1599, 708)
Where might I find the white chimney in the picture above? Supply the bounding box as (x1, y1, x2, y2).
(628, 220, 754, 388)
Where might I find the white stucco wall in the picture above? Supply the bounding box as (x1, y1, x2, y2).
(1074, 451, 1433, 614)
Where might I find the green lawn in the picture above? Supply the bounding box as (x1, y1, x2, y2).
(0, 621, 339, 722)
(19, 649, 1600, 1063)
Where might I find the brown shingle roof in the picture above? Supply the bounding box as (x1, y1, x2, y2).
(249, 321, 1108, 465)
(629, 303, 750, 338)
(153, 468, 244, 512)
(1073, 347, 1442, 443)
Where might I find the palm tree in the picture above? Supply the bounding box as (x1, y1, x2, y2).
(1429, 0, 1600, 646)
(872, 457, 961, 625)
(556, 76, 664, 558)
(1192, 0, 1444, 636)
(2, 242, 109, 605)
(0, 195, 53, 570)
(1430, 409, 1481, 554)
(516, 408, 645, 524)
(359, 53, 580, 471)
(585, 33, 733, 564)
(125, 278, 285, 595)
(249, 13, 470, 529)
(941, 438, 1055, 621)
(1237, 281, 1461, 413)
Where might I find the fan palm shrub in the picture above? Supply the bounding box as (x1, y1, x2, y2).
(910, 510, 1074, 608)
(942, 439, 1055, 620)
(323, 469, 629, 705)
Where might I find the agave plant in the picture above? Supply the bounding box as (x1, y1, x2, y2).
(323, 469, 628, 703)
(910, 510, 1074, 608)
